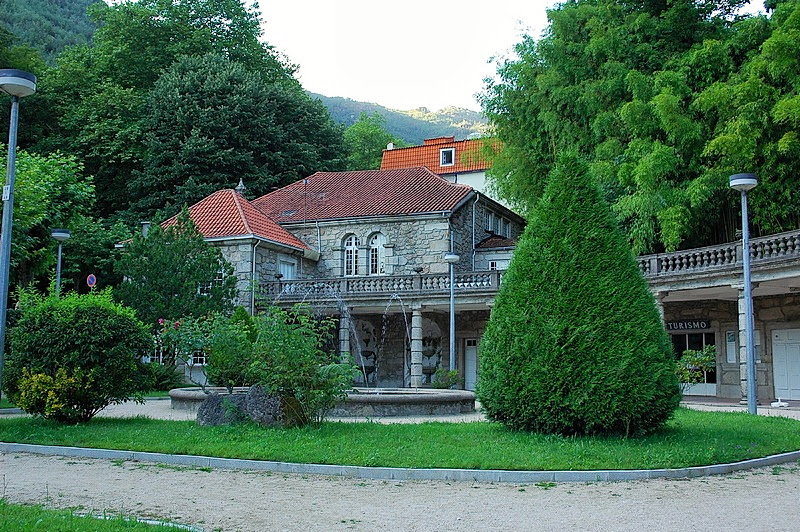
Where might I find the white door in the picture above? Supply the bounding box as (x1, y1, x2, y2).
(465, 339, 478, 391)
(773, 329, 800, 400)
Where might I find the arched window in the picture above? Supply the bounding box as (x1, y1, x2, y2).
(343, 234, 360, 276)
(369, 233, 385, 275)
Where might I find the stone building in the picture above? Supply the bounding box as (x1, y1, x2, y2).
(171, 170, 800, 403)
(174, 167, 524, 390)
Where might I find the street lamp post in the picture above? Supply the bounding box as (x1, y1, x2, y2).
(444, 252, 460, 375)
(730, 173, 758, 415)
(51, 228, 71, 295)
(0, 69, 36, 401)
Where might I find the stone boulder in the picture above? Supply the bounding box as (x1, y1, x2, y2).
(196, 385, 283, 427)
(196, 393, 248, 426)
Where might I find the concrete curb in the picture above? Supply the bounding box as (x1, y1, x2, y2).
(2, 442, 799, 483)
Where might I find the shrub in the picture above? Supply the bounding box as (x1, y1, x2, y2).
(477, 153, 681, 436)
(3, 289, 153, 423)
(249, 306, 355, 426)
(139, 361, 184, 392)
(159, 313, 254, 392)
(432, 368, 462, 389)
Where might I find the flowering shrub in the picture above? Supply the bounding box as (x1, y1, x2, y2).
(3, 289, 152, 423)
(675, 345, 717, 393)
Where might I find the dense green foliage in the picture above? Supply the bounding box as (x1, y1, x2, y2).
(2, 408, 799, 471)
(0, 0, 97, 63)
(478, 154, 680, 436)
(115, 209, 237, 329)
(2, 289, 152, 423)
(344, 112, 407, 170)
(130, 53, 344, 218)
(483, 0, 800, 253)
(248, 306, 354, 426)
(26, 0, 345, 222)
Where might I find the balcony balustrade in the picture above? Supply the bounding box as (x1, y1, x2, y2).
(257, 229, 800, 305)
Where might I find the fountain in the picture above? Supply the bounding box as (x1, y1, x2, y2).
(170, 282, 476, 416)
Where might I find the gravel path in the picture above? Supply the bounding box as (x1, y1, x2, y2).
(2, 400, 800, 531)
(3, 453, 800, 531)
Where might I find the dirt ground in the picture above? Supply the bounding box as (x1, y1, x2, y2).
(2, 452, 800, 531)
(2, 399, 800, 531)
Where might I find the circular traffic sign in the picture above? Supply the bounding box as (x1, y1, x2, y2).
(87, 273, 97, 288)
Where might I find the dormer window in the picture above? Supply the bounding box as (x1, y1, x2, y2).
(440, 148, 455, 167)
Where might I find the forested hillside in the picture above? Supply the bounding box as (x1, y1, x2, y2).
(312, 93, 488, 144)
(0, 0, 99, 62)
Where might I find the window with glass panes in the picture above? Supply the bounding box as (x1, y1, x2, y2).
(671, 332, 716, 384)
(369, 233, 385, 275)
(343, 235, 359, 276)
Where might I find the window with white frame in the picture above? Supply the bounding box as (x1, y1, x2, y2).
(484, 211, 495, 232)
(488, 260, 498, 271)
(198, 268, 226, 296)
(343, 234, 360, 276)
(440, 148, 455, 166)
(369, 233, 386, 275)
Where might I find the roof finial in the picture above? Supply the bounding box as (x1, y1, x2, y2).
(235, 178, 246, 195)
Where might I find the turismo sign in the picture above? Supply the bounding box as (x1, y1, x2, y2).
(666, 320, 711, 331)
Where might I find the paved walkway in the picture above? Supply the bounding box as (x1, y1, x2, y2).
(3, 396, 800, 531)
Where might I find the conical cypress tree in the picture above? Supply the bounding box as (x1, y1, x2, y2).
(477, 153, 680, 436)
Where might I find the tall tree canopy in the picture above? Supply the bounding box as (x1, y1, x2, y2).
(483, 0, 799, 253)
(130, 53, 344, 218)
(344, 112, 407, 170)
(38, 0, 344, 221)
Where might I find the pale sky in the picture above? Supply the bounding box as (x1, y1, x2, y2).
(255, 1, 766, 113)
(257, 0, 556, 112)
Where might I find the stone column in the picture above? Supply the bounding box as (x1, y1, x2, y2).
(339, 313, 351, 363)
(735, 286, 760, 405)
(410, 308, 423, 388)
(654, 291, 668, 324)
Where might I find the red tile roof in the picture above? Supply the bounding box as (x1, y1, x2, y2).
(162, 189, 308, 250)
(380, 137, 495, 175)
(252, 167, 473, 223)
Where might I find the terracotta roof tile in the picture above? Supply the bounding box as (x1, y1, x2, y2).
(381, 137, 496, 175)
(162, 189, 308, 250)
(252, 167, 473, 223)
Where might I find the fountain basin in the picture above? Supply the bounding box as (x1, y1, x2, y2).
(169, 387, 249, 412)
(329, 388, 476, 417)
(170, 387, 476, 417)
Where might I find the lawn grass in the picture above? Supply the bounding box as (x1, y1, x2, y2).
(0, 499, 185, 531)
(1, 407, 799, 471)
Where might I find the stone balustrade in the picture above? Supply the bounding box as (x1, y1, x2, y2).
(258, 270, 503, 302)
(258, 229, 799, 303)
(638, 229, 800, 278)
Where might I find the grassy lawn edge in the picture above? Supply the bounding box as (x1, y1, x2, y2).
(2, 407, 800, 472)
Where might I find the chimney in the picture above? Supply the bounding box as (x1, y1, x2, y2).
(386, 142, 394, 150)
(141, 221, 150, 238)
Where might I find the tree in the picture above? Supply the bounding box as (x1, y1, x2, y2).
(344, 112, 406, 170)
(115, 208, 238, 329)
(127, 53, 344, 221)
(477, 153, 680, 436)
(39, 0, 335, 220)
(0, 147, 94, 291)
(482, 0, 796, 253)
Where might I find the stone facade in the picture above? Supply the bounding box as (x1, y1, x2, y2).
(664, 294, 800, 401)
